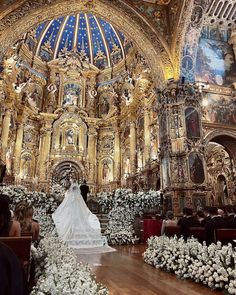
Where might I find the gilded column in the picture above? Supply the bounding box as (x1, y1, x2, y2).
(38, 119, 53, 181)
(144, 107, 151, 165)
(1, 109, 11, 160)
(87, 125, 97, 182)
(130, 120, 137, 174)
(113, 124, 121, 182)
(13, 115, 26, 173)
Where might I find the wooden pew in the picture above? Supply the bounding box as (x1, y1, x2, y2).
(188, 227, 206, 242)
(0, 237, 32, 279)
(164, 226, 181, 238)
(215, 229, 236, 245)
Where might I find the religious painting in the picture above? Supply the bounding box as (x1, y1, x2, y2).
(202, 93, 236, 126)
(129, 0, 166, 36)
(185, 107, 201, 139)
(189, 152, 205, 184)
(192, 195, 206, 211)
(159, 113, 167, 143)
(63, 84, 80, 106)
(196, 26, 236, 86)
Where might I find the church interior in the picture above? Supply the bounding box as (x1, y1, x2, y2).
(1, 0, 236, 294)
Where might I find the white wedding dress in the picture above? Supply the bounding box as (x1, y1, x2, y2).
(52, 182, 108, 249)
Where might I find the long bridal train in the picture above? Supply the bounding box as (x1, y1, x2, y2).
(52, 181, 115, 254)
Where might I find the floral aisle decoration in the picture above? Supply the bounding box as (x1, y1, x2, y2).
(103, 188, 160, 245)
(144, 236, 236, 294)
(31, 237, 109, 295)
(0, 184, 110, 294)
(0, 184, 66, 237)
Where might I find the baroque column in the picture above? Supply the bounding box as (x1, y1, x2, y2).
(144, 107, 151, 165)
(130, 120, 137, 174)
(1, 109, 11, 161)
(87, 125, 97, 183)
(113, 123, 121, 182)
(13, 113, 27, 174)
(38, 115, 55, 181)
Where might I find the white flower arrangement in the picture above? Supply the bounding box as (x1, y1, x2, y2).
(103, 188, 160, 245)
(0, 184, 109, 294)
(31, 237, 109, 295)
(144, 236, 236, 294)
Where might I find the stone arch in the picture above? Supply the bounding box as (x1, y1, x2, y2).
(204, 130, 236, 164)
(0, 0, 174, 88)
(50, 159, 86, 187)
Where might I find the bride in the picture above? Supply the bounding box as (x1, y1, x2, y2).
(52, 180, 107, 249)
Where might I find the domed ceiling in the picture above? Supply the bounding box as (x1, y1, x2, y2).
(27, 13, 131, 69)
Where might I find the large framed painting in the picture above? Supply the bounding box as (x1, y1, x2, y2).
(189, 152, 205, 184)
(185, 107, 201, 139)
(195, 26, 236, 86)
(192, 195, 206, 211)
(202, 93, 236, 126)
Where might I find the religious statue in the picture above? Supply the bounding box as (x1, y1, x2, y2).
(102, 160, 111, 183)
(100, 96, 109, 115)
(47, 83, 57, 112)
(66, 129, 74, 145)
(63, 89, 77, 106)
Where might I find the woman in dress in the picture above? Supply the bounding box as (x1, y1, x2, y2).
(52, 180, 107, 249)
(0, 195, 21, 237)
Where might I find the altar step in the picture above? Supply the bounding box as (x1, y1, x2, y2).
(97, 213, 109, 234)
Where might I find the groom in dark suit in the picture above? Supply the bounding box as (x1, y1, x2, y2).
(80, 180, 89, 205)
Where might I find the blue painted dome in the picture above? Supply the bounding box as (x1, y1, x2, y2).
(27, 13, 132, 69)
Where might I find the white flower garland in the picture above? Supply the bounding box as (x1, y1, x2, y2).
(144, 236, 236, 294)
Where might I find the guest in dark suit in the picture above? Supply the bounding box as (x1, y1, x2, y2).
(80, 180, 89, 205)
(224, 205, 236, 228)
(177, 207, 200, 239)
(201, 206, 212, 227)
(205, 207, 227, 245)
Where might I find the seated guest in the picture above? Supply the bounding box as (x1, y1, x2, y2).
(161, 211, 177, 235)
(0, 242, 28, 295)
(25, 206, 39, 240)
(14, 203, 39, 240)
(0, 194, 21, 237)
(196, 210, 205, 226)
(177, 207, 200, 239)
(201, 206, 211, 226)
(205, 206, 227, 245)
(224, 205, 236, 228)
(217, 208, 225, 217)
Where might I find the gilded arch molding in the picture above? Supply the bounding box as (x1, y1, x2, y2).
(0, 0, 174, 88)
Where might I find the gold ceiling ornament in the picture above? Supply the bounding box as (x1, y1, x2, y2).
(0, 0, 174, 88)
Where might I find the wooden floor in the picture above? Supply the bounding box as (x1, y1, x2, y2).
(76, 244, 224, 295)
